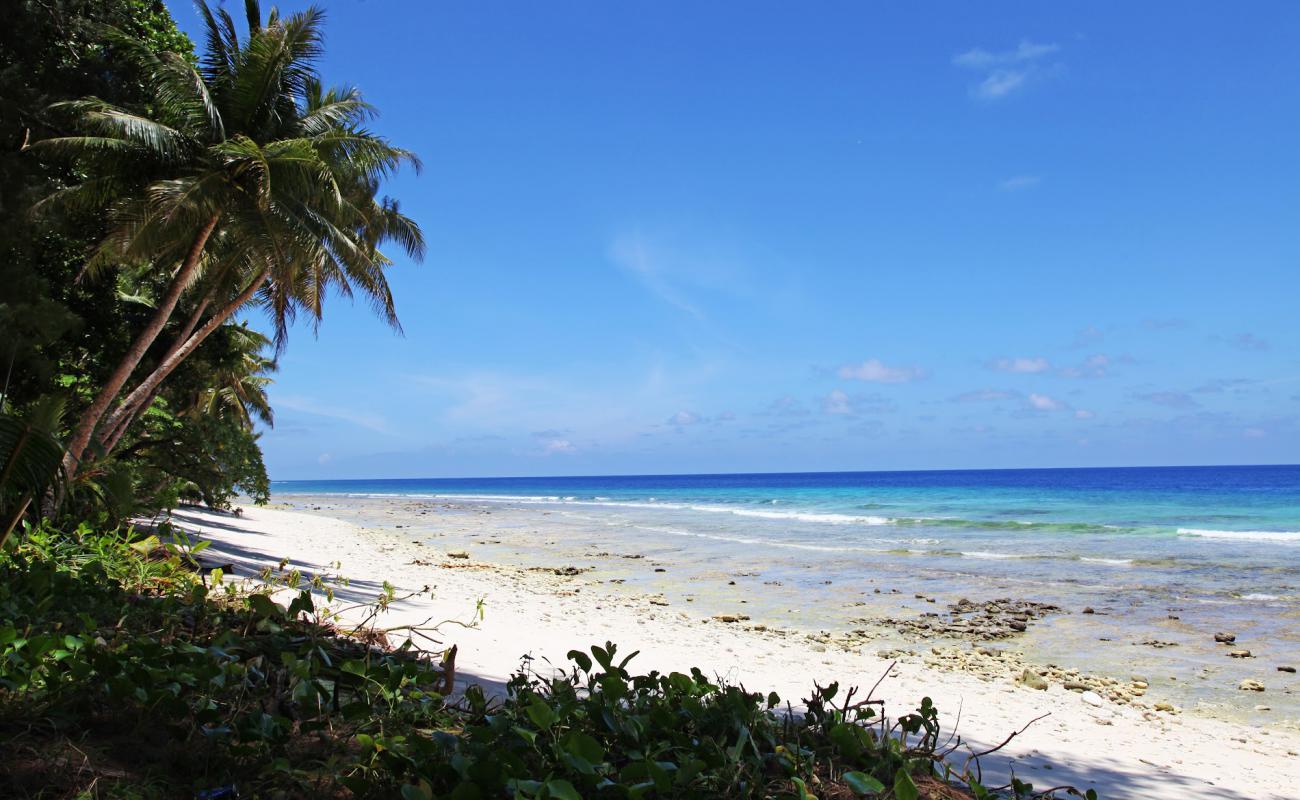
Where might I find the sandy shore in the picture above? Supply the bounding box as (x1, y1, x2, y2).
(170, 503, 1300, 800)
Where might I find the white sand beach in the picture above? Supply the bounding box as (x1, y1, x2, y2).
(173, 503, 1300, 800)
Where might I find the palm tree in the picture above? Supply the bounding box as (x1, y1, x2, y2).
(0, 398, 67, 544)
(33, 0, 424, 477)
(183, 324, 276, 432)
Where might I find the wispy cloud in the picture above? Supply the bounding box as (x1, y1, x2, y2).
(1192, 378, 1252, 395)
(1059, 353, 1116, 379)
(951, 389, 1018, 403)
(765, 395, 810, 417)
(953, 40, 1061, 69)
(822, 390, 853, 415)
(1223, 332, 1271, 352)
(989, 356, 1051, 374)
(999, 175, 1041, 191)
(837, 358, 926, 383)
(953, 39, 1061, 100)
(668, 410, 702, 427)
(275, 395, 389, 433)
(1069, 325, 1105, 349)
(609, 235, 703, 318)
(1142, 318, 1188, 331)
(821, 390, 897, 416)
(1136, 391, 1199, 409)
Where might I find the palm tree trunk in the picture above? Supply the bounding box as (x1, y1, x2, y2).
(60, 213, 221, 477)
(1, 493, 34, 548)
(96, 286, 218, 451)
(96, 268, 271, 459)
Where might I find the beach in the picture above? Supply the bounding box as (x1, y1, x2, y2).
(173, 498, 1300, 800)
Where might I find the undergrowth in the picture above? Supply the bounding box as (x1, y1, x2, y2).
(0, 523, 1095, 799)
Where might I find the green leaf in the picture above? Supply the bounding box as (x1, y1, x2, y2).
(893, 768, 919, 800)
(843, 771, 886, 795)
(247, 593, 281, 619)
(562, 732, 604, 764)
(567, 649, 593, 672)
(545, 779, 581, 800)
(401, 784, 432, 800)
(525, 696, 558, 730)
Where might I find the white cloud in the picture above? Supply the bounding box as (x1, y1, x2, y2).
(953, 40, 1061, 100)
(990, 356, 1051, 374)
(1059, 353, 1111, 378)
(837, 358, 925, 384)
(1074, 409, 1095, 419)
(317, 452, 333, 464)
(822, 389, 853, 415)
(953, 40, 1061, 69)
(1243, 427, 1266, 439)
(1028, 393, 1062, 411)
(999, 175, 1041, 191)
(542, 438, 576, 454)
(668, 410, 702, 426)
(976, 70, 1029, 99)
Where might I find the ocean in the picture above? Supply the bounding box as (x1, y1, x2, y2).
(272, 464, 1300, 717)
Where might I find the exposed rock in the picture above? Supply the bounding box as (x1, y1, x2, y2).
(1239, 679, 1266, 692)
(1019, 669, 1049, 691)
(712, 614, 750, 623)
(447, 551, 469, 559)
(1082, 607, 1095, 614)
(1228, 649, 1253, 659)
(1214, 632, 1236, 644)
(1080, 691, 1104, 707)
(1278, 665, 1296, 673)
(1153, 701, 1178, 713)
(529, 565, 591, 576)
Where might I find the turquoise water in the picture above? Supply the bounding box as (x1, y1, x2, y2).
(275, 466, 1300, 601)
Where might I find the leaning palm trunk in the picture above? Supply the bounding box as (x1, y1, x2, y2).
(97, 269, 271, 454)
(60, 214, 220, 476)
(96, 281, 221, 451)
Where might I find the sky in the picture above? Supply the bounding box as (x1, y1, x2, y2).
(166, 1, 1300, 479)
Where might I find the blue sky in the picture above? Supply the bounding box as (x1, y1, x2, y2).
(168, 1, 1299, 479)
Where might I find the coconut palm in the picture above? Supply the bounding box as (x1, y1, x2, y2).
(182, 324, 276, 432)
(33, 0, 424, 477)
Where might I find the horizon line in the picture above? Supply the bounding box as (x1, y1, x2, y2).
(270, 462, 1300, 484)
